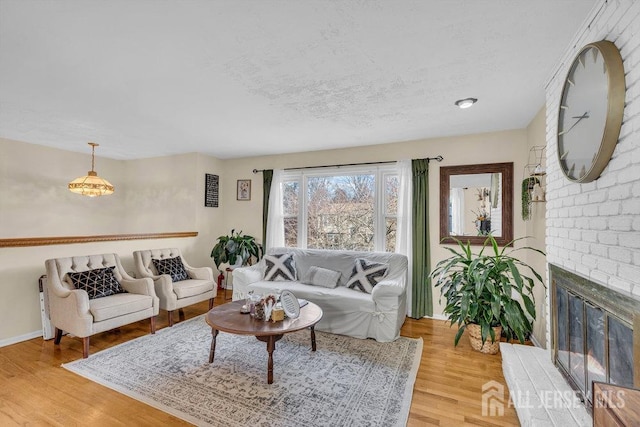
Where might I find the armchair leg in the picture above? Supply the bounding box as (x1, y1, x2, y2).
(150, 315, 156, 334)
(54, 328, 63, 345)
(209, 298, 214, 310)
(82, 337, 90, 358)
(168, 310, 174, 327)
(178, 308, 185, 322)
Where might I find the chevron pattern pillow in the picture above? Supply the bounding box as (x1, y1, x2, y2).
(346, 259, 389, 294)
(152, 256, 189, 282)
(67, 266, 125, 299)
(264, 253, 297, 281)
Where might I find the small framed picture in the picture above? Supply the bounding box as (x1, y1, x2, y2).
(237, 179, 251, 201)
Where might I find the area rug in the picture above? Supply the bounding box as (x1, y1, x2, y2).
(63, 315, 422, 426)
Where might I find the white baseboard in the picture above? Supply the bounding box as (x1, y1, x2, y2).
(0, 330, 43, 348)
(423, 313, 448, 321)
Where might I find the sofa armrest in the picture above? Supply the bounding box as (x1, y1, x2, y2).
(186, 266, 213, 281)
(371, 277, 406, 310)
(372, 278, 405, 298)
(232, 264, 263, 300)
(233, 264, 263, 286)
(49, 289, 93, 336)
(120, 277, 155, 296)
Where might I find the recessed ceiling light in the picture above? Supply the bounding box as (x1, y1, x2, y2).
(455, 98, 478, 109)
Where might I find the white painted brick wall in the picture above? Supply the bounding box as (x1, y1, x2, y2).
(545, 0, 640, 349)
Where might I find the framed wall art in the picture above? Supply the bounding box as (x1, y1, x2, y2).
(237, 179, 251, 201)
(204, 174, 219, 207)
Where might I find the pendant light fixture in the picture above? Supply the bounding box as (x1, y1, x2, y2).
(68, 142, 114, 197)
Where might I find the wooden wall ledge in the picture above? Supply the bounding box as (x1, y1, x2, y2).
(0, 232, 198, 248)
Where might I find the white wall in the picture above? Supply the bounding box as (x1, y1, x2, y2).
(526, 107, 548, 347)
(0, 138, 225, 343)
(545, 0, 640, 346)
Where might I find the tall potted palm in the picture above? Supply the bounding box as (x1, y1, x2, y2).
(210, 229, 262, 270)
(430, 235, 544, 354)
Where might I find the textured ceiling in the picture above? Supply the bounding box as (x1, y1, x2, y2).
(0, 0, 598, 160)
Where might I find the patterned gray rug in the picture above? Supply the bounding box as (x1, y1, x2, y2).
(63, 315, 422, 427)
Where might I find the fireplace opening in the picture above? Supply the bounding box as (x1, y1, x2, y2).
(550, 264, 639, 409)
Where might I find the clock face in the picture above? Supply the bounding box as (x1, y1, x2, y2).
(557, 41, 625, 183)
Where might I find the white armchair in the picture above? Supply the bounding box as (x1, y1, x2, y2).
(45, 253, 159, 358)
(133, 248, 216, 326)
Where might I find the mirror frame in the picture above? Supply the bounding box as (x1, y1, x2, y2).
(439, 162, 513, 246)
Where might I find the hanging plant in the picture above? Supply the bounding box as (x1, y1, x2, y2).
(521, 177, 539, 220)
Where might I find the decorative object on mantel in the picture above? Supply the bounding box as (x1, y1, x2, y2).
(557, 40, 625, 183)
(68, 142, 114, 197)
(210, 229, 261, 270)
(431, 235, 544, 354)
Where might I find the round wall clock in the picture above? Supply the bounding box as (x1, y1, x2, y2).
(557, 40, 625, 183)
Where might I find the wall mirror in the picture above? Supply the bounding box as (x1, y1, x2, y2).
(439, 162, 513, 246)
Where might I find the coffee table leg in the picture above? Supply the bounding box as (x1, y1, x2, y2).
(267, 336, 275, 384)
(209, 328, 219, 363)
(310, 325, 317, 352)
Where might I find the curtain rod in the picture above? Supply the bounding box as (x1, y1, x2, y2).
(252, 156, 443, 174)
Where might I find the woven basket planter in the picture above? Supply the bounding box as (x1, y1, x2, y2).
(466, 324, 502, 355)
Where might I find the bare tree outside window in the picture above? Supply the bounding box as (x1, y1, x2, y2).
(385, 175, 399, 252)
(283, 181, 299, 247)
(282, 168, 398, 252)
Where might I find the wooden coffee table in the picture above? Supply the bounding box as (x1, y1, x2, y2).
(205, 300, 323, 384)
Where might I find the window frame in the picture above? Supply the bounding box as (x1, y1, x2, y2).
(281, 164, 398, 252)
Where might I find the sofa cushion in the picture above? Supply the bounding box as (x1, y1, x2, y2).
(67, 266, 125, 300)
(152, 256, 189, 282)
(89, 293, 153, 322)
(173, 279, 214, 299)
(264, 253, 297, 281)
(247, 280, 376, 312)
(302, 266, 341, 288)
(346, 259, 388, 294)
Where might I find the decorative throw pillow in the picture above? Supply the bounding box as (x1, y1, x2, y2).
(302, 266, 341, 288)
(264, 253, 297, 281)
(67, 266, 125, 300)
(152, 256, 189, 282)
(346, 259, 389, 294)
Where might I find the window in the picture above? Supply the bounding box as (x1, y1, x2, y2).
(281, 165, 398, 252)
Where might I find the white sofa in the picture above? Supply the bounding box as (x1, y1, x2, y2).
(232, 247, 408, 342)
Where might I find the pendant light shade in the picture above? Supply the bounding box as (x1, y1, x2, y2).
(68, 142, 114, 197)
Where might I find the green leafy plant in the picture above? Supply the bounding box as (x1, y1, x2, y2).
(210, 229, 262, 269)
(430, 235, 544, 347)
(521, 177, 539, 221)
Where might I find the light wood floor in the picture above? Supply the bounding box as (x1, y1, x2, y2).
(0, 295, 520, 426)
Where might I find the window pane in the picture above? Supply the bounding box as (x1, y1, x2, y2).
(385, 175, 399, 215)
(385, 217, 397, 252)
(282, 181, 299, 247)
(284, 217, 298, 248)
(307, 174, 375, 251)
(283, 181, 299, 216)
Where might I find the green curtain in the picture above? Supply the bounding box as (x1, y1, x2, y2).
(411, 159, 432, 318)
(262, 170, 274, 248)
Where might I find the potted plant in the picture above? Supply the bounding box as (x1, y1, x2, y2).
(430, 235, 544, 354)
(210, 229, 262, 269)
